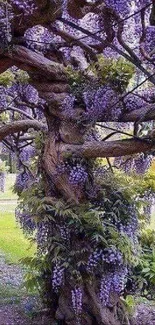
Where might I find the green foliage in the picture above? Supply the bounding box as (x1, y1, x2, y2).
(14, 70, 29, 84)
(17, 164, 155, 304)
(65, 65, 91, 106)
(16, 179, 45, 221)
(0, 159, 8, 172)
(121, 295, 135, 315)
(0, 69, 29, 87)
(89, 56, 135, 92)
(65, 57, 134, 107)
(141, 249, 155, 285)
(141, 229, 155, 248)
(20, 256, 46, 293)
(131, 228, 155, 298)
(65, 65, 86, 86)
(34, 131, 45, 151)
(0, 111, 10, 123)
(0, 71, 14, 86)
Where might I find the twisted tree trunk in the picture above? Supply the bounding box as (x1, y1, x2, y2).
(27, 73, 127, 325)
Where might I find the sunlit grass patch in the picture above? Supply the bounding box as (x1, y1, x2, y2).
(0, 211, 36, 264)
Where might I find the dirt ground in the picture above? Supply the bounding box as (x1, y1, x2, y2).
(1, 302, 155, 325)
(0, 304, 53, 325)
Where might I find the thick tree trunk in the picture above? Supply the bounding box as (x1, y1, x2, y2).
(30, 78, 125, 324)
(55, 285, 121, 325)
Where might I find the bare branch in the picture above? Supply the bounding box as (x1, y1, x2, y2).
(121, 105, 155, 122)
(6, 46, 66, 80)
(0, 120, 45, 141)
(8, 107, 35, 120)
(50, 26, 97, 61)
(116, 15, 141, 64)
(0, 58, 14, 74)
(62, 138, 155, 158)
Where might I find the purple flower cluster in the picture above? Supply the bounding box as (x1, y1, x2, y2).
(22, 84, 39, 105)
(56, 162, 70, 174)
(144, 26, 155, 55)
(19, 145, 36, 165)
(87, 247, 123, 271)
(100, 267, 128, 306)
(52, 262, 64, 292)
(71, 287, 83, 317)
(0, 86, 7, 112)
(15, 208, 36, 234)
(58, 225, 70, 242)
(135, 0, 151, 9)
(142, 190, 155, 223)
(112, 268, 127, 294)
(103, 247, 123, 265)
(9, 83, 39, 105)
(0, 2, 13, 45)
(87, 249, 103, 270)
(114, 154, 152, 175)
(114, 156, 134, 174)
(1, 144, 9, 154)
(61, 94, 75, 119)
(119, 205, 138, 240)
(69, 164, 88, 187)
(36, 107, 44, 120)
(134, 154, 152, 175)
(15, 171, 31, 193)
(104, 0, 132, 16)
(36, 222, 49, 253)
(123, 94, 144, 113)
(83, 86, 122, 122)
(25, 26, 53, 53)
(100, 273, 112, 306)
(0, 172, 5, 192)
(11, 0, 37, 15)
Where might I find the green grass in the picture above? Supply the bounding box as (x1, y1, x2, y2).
(0, 174, 36, 263)
(0, 211, 36, 263)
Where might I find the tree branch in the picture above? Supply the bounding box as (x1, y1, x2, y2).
(0, 58, 14, 74)
(62, 138, 155, 158)
(8, 107, 35, 120)
(49, 27, 97, 61)
(0, 120, 45, 141)
(6, 46, 66, 80)
(121, 105, 155, 122)
(9, 0, 62, 37)
(58, 17, 155, 85)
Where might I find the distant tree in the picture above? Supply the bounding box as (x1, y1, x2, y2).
(1, 1, 155, 324)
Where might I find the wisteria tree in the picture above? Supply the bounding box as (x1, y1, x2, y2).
(1, 1, 155, 324)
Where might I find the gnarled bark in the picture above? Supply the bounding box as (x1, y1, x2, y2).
(0, 120, 45, 141)
(61, 138, 155, 159)
(7, 46, 66, 81)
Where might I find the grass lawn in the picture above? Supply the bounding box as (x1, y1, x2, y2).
(0, 211, 36, 263)
(0, 174, 36, 264)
